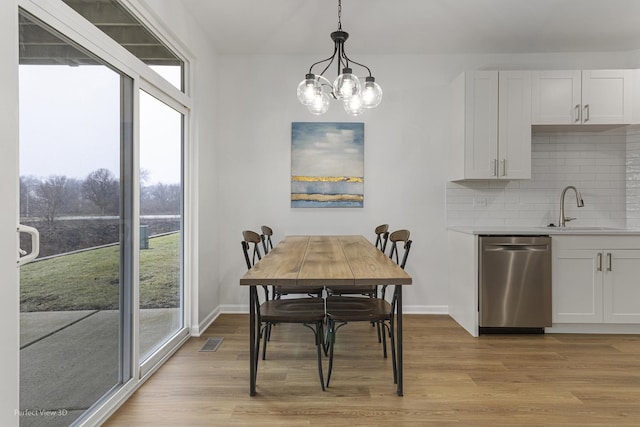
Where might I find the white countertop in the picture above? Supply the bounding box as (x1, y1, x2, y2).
(448, 226, 640, 236)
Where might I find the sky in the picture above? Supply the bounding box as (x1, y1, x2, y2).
(19, 65, 181, 185)
(291, 122, 364, 177)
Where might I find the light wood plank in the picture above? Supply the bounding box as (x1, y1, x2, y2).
(338, 235, 412, 286)
(106, 314, 640, 426)
(239, 236, 308, 286)
(298, 235, 354, 286)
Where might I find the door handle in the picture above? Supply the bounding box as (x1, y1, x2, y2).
(606, 252, 612, 272)
(596, 252, 602, 272)
(17, 224, 40, 266)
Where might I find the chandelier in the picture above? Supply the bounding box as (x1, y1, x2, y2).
(296, 0, 383, 116)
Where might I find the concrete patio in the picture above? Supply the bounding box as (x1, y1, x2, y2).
(20, 308, 179, 427)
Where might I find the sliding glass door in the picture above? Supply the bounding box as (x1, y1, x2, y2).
(139, 89, 184, 362)
(18, 11, 132, 426)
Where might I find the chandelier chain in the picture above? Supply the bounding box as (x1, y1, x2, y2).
(337, 0, 342, 30)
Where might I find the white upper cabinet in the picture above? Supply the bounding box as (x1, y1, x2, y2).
(532, 70, 632, 125)
(498, 71, 532, 179)
(449, 70, 531, 180)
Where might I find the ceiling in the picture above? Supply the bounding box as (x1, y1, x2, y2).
(179, 0, 640, 55)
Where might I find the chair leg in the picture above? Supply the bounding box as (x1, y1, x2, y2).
(388, 319, 397, 384)
(321, 319, 330, 357)
(254, 323, 262, 379)
(315, 321, 325, 391)
(381, 321, 388, 358)
(326, 320, 335, 388)
(261, 322, 270, 360)
(302, 322, 326, 391)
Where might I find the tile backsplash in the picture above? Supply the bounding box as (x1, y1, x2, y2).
(446, 126, 640, 228)
(627, 127, 640, 229)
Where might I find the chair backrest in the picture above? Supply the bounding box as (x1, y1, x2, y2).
(374, 224, 389, 252)
(260, 225, 274, 254)
(243, 230, 271, 303)
(242, 230, 262, 270)
(388, 229, 412, 269)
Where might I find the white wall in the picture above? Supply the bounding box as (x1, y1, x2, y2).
(215, 53, 451, 313)
(214, 51, 636, 314)
(0, 0, 20, 424)
(140, 0, 220, 332)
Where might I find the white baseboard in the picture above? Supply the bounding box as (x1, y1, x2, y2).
(219, 304, 249, 314)
(547, 323, 640, 334)
(402, 305, 449, 315)
(191, 306, 221, 337)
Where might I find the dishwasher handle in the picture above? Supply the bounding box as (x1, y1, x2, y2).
(484, 243, 549, 252)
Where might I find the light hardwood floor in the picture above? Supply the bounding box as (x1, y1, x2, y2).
(106, 314, 640, 426)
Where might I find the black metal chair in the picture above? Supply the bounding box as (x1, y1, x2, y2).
(242, 230, 326, 391)
(325, 229, 412, 387)
(375, 223, 390, 252)
(242, 230, 269, 300)
(259, 225, 323, 299)
(260, 225, 274, 254)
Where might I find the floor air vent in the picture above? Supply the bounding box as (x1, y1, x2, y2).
(199, 337, 223, 352)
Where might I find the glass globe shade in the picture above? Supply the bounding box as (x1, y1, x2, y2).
(343, 94, 364, 116)
(308, 91, 330, 115)
(361, 78, 383, 108)
(297, 74, 319, 106)
(333, 68, 361, 100)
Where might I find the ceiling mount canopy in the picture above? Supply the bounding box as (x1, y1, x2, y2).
(296, 0, 382, 116)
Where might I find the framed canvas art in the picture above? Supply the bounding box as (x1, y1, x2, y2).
(291, 122, 364, 208)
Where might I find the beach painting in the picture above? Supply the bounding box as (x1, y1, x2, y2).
(291, 122, 364, 208)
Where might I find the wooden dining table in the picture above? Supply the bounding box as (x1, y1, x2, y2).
(239, 235, 413, 396)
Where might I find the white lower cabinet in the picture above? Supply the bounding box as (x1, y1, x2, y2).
(553, 236, 640, 324)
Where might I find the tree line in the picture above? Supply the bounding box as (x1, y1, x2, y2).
(20, 168, 181, 222)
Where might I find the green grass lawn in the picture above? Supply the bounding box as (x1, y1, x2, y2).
(20, 233, 180, 312)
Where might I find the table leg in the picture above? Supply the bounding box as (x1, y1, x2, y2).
(249, 285, 256, 396)
(396, 286, 403, 396)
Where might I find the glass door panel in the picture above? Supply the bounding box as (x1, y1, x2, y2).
(18, 11, 132, 426)
(139, 90, 183, 361)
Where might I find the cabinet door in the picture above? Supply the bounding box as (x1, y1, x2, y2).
(463, 71, 498, 179)
(581, 70, 632, 124)
(553, 249, 603, 323)
(531, 70, 581, 124)
(603, 250, 640, 323)
(498, 71, 531, 179)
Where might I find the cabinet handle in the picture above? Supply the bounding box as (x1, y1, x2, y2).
(607, 252, 612, 271)
(575, 104, 581, 123)
(491, 159, 497, 177)
(597, 252, 602, 271)
(500, 159, 506, 176)
(584, 104, 590, 122)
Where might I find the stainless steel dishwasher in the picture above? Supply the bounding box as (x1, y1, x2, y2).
(479, 236, 552, 332)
